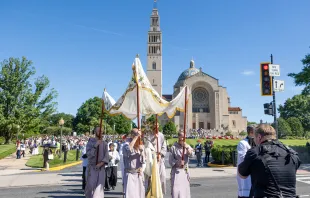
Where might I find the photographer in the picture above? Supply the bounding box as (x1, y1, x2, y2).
(237, 126, 256, 198)
(238, 124, 301, 198)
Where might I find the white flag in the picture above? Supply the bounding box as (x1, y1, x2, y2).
(102, 89, 116, 111)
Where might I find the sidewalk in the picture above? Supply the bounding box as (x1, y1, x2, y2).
(0, 150, 38, 176)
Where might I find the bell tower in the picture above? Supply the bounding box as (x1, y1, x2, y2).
(147, 0, 162, 96)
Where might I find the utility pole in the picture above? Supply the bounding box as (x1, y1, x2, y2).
(271, 54, 278, 139)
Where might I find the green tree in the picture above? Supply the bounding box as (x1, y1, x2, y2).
(146, 115, 163, 131)
(44, 126, 72, 136)
(163, 121, 177, 137)
(277, 117, 292, 137)
(239, 131, 247, 136)
(247, 121, 257, 126)
(278, 94, 310, 131)
(288, 49, 310, 95)
(73, 97, 131, 135)
(0, 57, 57, 144)
(225, 131, 233, 136)
(47, 113, 74, 128)
(286, 117, 304, 137)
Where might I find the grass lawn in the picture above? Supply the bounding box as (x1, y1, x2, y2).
(26, 149, 80, 168)
(0, 144, 16, 160)
(167, 138, 308, 147)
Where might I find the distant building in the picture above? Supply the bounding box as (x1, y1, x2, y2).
(146, 2, 247, 134)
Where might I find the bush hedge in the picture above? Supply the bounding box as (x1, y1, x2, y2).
(282, 136, 309, 140)
(211, 145, 237, 165)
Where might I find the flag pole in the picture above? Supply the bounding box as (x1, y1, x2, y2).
(182, 86, 188, 161)
(156, 114, 159, 161)
(96, 89, 105, 164)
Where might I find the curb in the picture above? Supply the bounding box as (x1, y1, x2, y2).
(34, 161, 82, 172)
(207, 162, 233, 168)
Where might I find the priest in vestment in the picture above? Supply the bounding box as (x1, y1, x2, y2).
(148, 127, 167, 195)
(85, 127, 109, 198)
(123, 128, 145, 198)
(169, 132, 194, 198)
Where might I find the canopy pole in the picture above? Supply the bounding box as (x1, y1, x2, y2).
(137, 81, 142, 144)
(156, 114, 159, 161)
(96, 94, 105, 164)
(133, 62, 142, 145)
(182, 86, 188, 161)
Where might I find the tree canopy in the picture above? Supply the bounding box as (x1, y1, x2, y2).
(278, 94, 310, 132)
(73, 97, 132, 135)
(277, 117, 292, 137)
(0, 57, 57, 144)
(47, 113, 74, 128)
(163, 120, 177, 137)
(286, 117, 304, 137)
(288, 49, 310, 95)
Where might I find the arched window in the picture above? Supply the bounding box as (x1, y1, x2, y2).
(152, 62, 156, 70)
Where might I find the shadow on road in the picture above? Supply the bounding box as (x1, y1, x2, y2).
(62, 179, 82, 182)
(58, 173, 82, 177)
(40, 190, 82, 195)
(47, 196, 84, 198)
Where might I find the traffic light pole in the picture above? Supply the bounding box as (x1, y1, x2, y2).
(271, 54, 278, 139)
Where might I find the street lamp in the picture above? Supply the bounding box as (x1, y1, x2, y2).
(16, 125, 20, 141)
(59, 118, 65, 158)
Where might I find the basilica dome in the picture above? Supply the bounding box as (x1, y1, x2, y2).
(176, 60, 200, 83)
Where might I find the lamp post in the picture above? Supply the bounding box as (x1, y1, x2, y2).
(22, 132, 25, 143)
(59, 118, 65, 158)
(16, 125, 20, 142)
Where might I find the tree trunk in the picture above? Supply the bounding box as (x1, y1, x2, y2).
(4, 130, 12, 144)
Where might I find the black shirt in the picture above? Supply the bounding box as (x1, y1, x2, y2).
(238, 140, 301, 198)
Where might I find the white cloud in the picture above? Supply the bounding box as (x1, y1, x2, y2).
(241, 70, 255, 76)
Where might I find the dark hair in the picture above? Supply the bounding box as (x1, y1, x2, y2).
(247, 126, 255, 134)
(109, 143, 114, 147)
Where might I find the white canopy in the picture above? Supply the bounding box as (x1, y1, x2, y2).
(102, 88, 116, 111)
(108, 56, 190, 120)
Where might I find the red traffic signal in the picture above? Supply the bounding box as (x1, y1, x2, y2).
(263, 65, 269, 70)
(260, 62, 272, 96)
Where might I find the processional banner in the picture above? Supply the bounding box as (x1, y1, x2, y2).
(108, 56, 190, 119)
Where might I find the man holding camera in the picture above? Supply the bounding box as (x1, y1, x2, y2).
(238, 124, 301, 198)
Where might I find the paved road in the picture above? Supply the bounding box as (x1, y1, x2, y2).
(0, 165, 309, 198)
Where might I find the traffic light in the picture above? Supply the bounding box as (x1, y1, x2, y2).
(264, 102, 273, 115)
(260, 62, 273, 96)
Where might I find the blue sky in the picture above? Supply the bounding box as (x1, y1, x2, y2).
(1, 0, 310, 123)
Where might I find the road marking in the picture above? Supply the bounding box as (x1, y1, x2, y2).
(297, 175, 310, 185)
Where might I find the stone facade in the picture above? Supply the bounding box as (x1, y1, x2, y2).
(166, 60, 247, 135)
(145, 3, 247, 135)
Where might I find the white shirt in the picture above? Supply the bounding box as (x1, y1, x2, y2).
(80, 147, 88, 167)
(237, 137, 252, 197)
(108, 150, 120, 167)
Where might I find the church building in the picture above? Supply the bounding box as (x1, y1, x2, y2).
(146, 2, 247, 134)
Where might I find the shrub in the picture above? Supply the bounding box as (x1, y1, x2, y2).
(225, 132, 233, 136)
(210, 145, 237, 164)
(239, 131, 247, 136)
